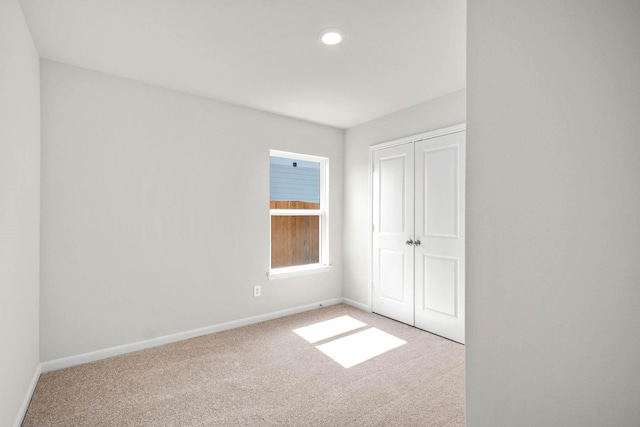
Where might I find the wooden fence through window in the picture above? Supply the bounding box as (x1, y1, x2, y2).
(270, 201, 320, 268)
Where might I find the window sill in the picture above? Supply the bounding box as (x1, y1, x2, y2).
(268, 264, 332, 281)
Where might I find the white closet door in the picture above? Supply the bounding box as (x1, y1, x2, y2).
(371, 143, 415, 326)
(414, 131, 465, 343)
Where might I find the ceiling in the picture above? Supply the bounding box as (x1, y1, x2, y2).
(19, 0, 466, 129)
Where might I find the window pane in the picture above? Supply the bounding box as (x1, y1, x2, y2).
(270, 156, 320, 209)
(271, 215, 320, 268)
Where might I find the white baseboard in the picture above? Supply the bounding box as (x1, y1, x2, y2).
(14, 363, 41, 427)
(342, 297, 371, 312)
(21, 297, 367, 423)
(41, 297, 344, 373)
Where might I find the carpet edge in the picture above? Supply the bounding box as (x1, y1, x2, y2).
(40, 297, 345, 373)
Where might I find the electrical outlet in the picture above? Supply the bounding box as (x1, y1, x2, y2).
(253, 285, 261, 297)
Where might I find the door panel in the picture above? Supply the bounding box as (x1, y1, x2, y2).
(371, 144, 414, 326)
(379, 156, 406, 233)
(415, 131, 465, 343)
(422, 255, 457, 316)
(379, 250, 406, 302)
(424, 146, 459, 238)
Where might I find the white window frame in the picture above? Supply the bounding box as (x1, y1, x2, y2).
(268, 150, 330, 280)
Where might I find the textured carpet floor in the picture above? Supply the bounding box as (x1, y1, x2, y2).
(23, 304, 465, 426)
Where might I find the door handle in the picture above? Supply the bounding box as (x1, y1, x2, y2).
(406, 239, 414, 245)
(414, 239, 421, 246)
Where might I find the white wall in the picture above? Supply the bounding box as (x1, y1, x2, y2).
(467, 1, 640, 426)
(40, 61, 344, 362)
(342, 90, 466, 305)
(0, 0, 41, 425)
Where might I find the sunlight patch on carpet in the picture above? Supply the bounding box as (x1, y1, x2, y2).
(293, 315, 367, 343)
(316, 328, 407, 368)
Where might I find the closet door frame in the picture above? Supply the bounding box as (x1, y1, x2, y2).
(368, 123, 466, 328)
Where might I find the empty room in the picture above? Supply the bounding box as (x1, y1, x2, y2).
(2, 1, 640, 426)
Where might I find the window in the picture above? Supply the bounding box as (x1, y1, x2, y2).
(269, 150, 329, 279)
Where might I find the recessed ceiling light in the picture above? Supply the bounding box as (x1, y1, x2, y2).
(321, 29, 343, 45)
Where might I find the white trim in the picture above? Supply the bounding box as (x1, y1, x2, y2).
(13, 363, 41, 427)
(342, 298, 371, 312)
(269, 149, 330, 273)
(368, 148, 374, 312)
(40, 298, 343, 373)
(320, 155, 330, 266)
(370, 123, 466, 151)
(268, 264, 331, 280)
(270, 209, 322, 216)
(270, 149, 326, 164)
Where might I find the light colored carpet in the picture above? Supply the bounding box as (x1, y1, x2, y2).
(23, 304, 465, 426)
